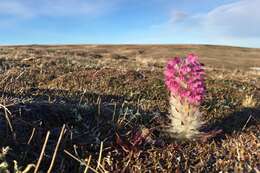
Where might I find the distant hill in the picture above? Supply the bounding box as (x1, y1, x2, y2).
(1, 44, 259, 70)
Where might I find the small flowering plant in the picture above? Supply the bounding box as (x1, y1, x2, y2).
(164, 54, 206, 139)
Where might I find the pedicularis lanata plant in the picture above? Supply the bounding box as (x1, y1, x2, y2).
(164, 54, 206, 139)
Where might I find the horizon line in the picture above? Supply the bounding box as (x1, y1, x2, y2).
(0, 43, 259, 49)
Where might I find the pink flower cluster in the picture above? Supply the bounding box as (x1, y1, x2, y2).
(164, 54, 205, 105)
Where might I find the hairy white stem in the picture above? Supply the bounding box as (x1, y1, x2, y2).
(168, 95, 203, 139)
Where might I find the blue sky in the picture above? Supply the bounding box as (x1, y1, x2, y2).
(0, 0, 259, 47)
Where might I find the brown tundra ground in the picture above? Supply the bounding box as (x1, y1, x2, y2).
(0, 44, 259, 172)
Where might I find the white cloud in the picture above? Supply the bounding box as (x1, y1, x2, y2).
(203, 0, 260, 38)
(150, 0, 260, 47)
(0, 0, 119, 18)
(37, 0, 119, 17)
(169, 10, 188, 24)
(0, 1, 33, 18)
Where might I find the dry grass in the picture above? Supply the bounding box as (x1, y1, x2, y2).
(242, 95, 257, 108)
(0, 45, 259, 172)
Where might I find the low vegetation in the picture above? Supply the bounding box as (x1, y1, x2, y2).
(0, 45, 259, 172)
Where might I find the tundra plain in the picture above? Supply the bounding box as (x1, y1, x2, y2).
(0, 45, 259, 172)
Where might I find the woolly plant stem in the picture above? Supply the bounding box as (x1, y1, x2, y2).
(168, 95, 203, 139)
